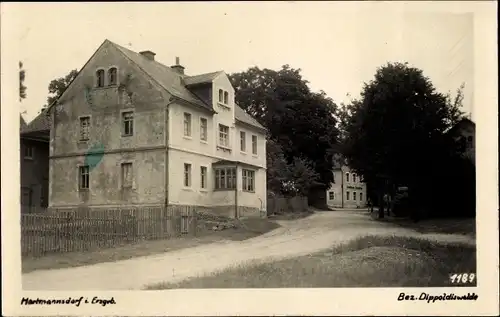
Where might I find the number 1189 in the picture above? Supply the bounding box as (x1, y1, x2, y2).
(450, 273, 476, 284)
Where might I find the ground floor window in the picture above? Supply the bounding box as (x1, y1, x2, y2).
(329, 191, 334, 200)
(79, 166, 90, 190)
(353, 192, 357, 201)
(214, 167, 236, 190)
(346, 191, 350, 201)
(360, 192, 363, 201)
(242, 169, 255, 192)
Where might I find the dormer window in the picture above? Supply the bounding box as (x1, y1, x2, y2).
(96, 69, 105, 87)
(224, 91, 229, 104)
(108, 67, 118, 86)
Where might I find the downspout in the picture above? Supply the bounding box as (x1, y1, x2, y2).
(164, 98, 176, 209)
(234, 162, 239, 219)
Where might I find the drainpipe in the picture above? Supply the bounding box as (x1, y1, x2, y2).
(234, 162, 239, 219)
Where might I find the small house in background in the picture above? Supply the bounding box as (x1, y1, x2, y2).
(447, 117, 475, 164)
(326, 154, 367, 209)
(20, 112, 50, 213)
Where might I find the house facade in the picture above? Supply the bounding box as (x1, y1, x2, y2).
(46, 39, 267, 218)
(20, 114, 50, 213)
(326, 165, 367, 209)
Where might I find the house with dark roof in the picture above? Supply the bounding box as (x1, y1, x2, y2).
(447, 117, 475, 164)
(45, 39, 267, 218)
(20, 113, 50, 213)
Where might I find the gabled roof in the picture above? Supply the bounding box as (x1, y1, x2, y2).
(21, 110, 50, 134)
(20, 115, 27, 129)
(111, 41, 214, 114)
(184, 71, 223, 86)
(446, 117, 476, 135)
(234, 104, 265, 130)
(47, 39, 265, 132)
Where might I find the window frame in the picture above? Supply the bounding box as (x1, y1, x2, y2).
(360, 192, 363, 201)
(200, 117, 208, 142)
(200, 166, 208, 190)
(122, 111, 134, 137)
(346, 172, 350, 182)
(218, 124, 230, 148)
(240, 131, 246, 152)
(353, 191, 357, 201)
(218, 89, 224, 103)
(96, 69, 105, 88)
(183, 163, 192, 188)
(79, 116, 91, 141)
(251, 135, 258, 155)
(214, 167, 236, 190)
(108, 67, 118, 86)
(121, 162, 133, 189)
(346, 191, 350, 201)
(329, 191, 334, 200)
(242, 169, 255, 192)
(78, 165, 90, 190)
(183, 112, 192, 137)
(23, 145, 34, 160)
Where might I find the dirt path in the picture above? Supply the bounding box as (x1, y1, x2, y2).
(22, 210, 475, 290)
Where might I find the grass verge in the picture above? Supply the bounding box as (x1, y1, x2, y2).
(22, 217, 280, 273)
(147, 235, 476, 289)
(377, 216, 475, 236)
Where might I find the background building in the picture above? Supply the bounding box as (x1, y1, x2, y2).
(327, 165, 367, 209)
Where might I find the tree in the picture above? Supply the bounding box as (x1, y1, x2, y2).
(19, 61, 27, 101)
(341, 62, 466, 219)
(229, 65, 340, 188)
(45, 69, 78, 108)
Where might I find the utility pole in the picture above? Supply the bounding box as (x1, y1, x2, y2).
(341, 167, 344, 208)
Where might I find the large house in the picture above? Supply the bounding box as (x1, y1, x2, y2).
(20, 114, 50, 213)
(45, 39, 267, 218)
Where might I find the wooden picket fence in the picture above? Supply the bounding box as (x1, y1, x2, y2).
(21, 205, 197, 257)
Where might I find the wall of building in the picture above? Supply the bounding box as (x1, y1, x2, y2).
(50, 150, 166, 207)
(20, 138, 49, 210)
(49, 41, 171, 208)
(326, 166, 367, 208)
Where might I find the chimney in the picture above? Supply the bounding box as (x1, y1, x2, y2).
(139, 50, 156, 61)
(170, 56, 185, 75)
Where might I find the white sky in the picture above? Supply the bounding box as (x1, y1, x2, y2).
(14, 2, 476, 122)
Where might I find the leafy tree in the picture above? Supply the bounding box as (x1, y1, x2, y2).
(19, 61, 27, 101)
(45, 69, 78, 108)
(341, 62, 466, 218)
(229, 65, 340, 189)
(266, 138, 320, 197)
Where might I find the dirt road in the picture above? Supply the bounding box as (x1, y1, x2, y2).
(22, 210, 475, 290)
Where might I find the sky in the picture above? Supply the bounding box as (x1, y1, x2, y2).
(13, 2, 476, 122)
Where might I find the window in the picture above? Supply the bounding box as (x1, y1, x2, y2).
(183, 113, 192, 137)
(353, 173, 357, 183)
(121, 163, 132, 188)
(252, 135, 258, 155)
(183, 163, 192, 187)
(242, 169, 255, 192)
(353, 192, 357, 201)
(79, 166, 90, 190)
(240, 131, 246, 152)
(200, 166, 207, 189)
(108, 67, 118, 86)
(346, 173, 350, 182)
(214, 167, 236, 190)
(223, 91, 229, 104)
(79, 116, 90, 141)
(96, 69, 105, 87)
(122, 111, 134, 136)
(360, 193, 363, 201)
(329, 191, 334, 200)
(219, 124, 229, 147)
(200, 118, 208, 141)
(346, 191, 350, 201)
(24, 145, 34, 159)
(218, 89, 223, 103)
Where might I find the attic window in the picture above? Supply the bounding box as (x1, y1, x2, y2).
(96, 69, 105, 87)
(224, 91, 229, 104)
(108, 67, 117, 86)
